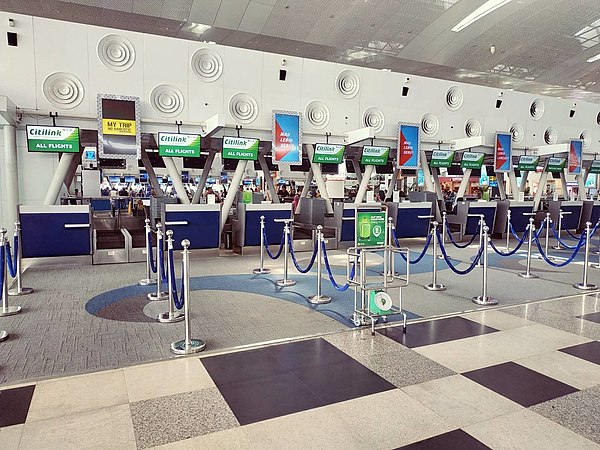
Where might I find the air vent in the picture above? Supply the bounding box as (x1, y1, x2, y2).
(464, 118, 481, 137)
(530, 99, 545, 120)
(544, 127, 557, 145)
(305, 101, 330, 129)
(445, 86, 464, 111)
(335, 70, 360, 99)
(97, 34, 136, 72)
(362, 107, 385, 134)
(42, 72, 85, 110)
(510, 122, 525, 144)
(229, 93, 258, 124)
(421, 113, 440, 136)
(149, 84, 184, 117)
(190, 48, 223, 82)
(580, 130, 591, 149)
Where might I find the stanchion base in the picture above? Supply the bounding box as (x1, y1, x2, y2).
(552, 245, 561, 250)
(590, 264, 600, 269)
(139, 278, 157, 286)
(0, 305, 22, 317)
(537, 255, 555, 261)
(424, 283, 446, 291)
(276, 279, 296, 287)
(307, 295, 332, 305)
(573, 282, 598, 291)
(8, 287, 33, 296)
(472, 296, 499, 306)
(252, 268, 271, 274)
(157, 311, 185, 323)
(148, 292, 168, 301)
(519, 272, 539, 279)
(437, 254, 444, 260)
(0, 330, 7, 342)
(170, 338, 206, 355)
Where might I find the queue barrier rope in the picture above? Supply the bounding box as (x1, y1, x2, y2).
(509, 223, 522, 241)
(321, 242, 356, 292)
(489, 229, 528, 256)
(289, 235, 318, 273)
(393, 230, 432, 264)
(535, 232, 586, 267)
(5, 235, 18, 278)
(437, 232, 483, 276)
(534, 220, 545, 240)
(550, 223, 578, 249)
(445, 221, 480, 249)
(159, 238, 168, 284)
(263, 228, 285, 260)
(148, 229, 157, 274)
(566, 228, 581, 240)
(167, 247, 185, 310)
(0, 244, 5, 293)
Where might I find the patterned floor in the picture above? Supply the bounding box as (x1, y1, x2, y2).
(1, 294, 599, 449)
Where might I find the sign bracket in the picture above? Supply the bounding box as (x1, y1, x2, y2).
(49, 112, 58, 127)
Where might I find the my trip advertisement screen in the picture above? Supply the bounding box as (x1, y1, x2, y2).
(495, 132, 512, 172)
(272, 111, 302, 165)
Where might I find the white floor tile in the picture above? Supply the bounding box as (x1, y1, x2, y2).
(150, 427, 255, 450)
(0, 424, 24, 450)
(461, 309, 536, 330)
(516, 351, 600, 390)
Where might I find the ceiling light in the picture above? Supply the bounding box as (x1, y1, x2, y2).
(451, 0, 512, 32)
(587, 53, 600, 63)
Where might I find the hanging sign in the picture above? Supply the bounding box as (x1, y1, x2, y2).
(356, 211, 386, 247)
(158, 133, 201, 157)
(312, 144, 345, 164)
(589, 160, 600, 174)
(568, 140, 583, 174)
(360, 146, 390, 166)
(461, 152, 485, 169)
(546, 157, 567, 173)
(26, 125, 80, 153)
(397, 123, 420, 169)
(517, 155, 540, 171)
(495, 132, 512, 172)
(430, 150, 455, 168)
(222, 137, 259, 161)
(98, 94, 140, 159)
(272, 111, 302, 165)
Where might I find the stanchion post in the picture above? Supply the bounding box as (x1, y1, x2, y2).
(139, 219, 157, 286)
(553, 210, 563, 250)
(574, 222, 598, 290)
(472, 225, 499, 305)
(424, 221, 446, 291)
(539, 213, 554, 260)
(148, 222, 168, 301)
(308, 225, 331, 305)
(253, 215, 271, 274)
(8, 222, 33, 296)
(476, 215, 485, 268)
(591, 220, 600, 269)
(385, 218, 399, 276)
(171, 240, 206, 354)
(276, 220, 296, 287)
(0, 229, 21, 317)
(505, 210, 511, 252)
(519, 218, 538, 279)
(158, 230, 184, 323)
(438, 212, 446, 259)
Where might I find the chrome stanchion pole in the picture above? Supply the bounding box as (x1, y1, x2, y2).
(574, 222, 598, 290)
(0, 232, 9, 341)
(148, 223, 168, 301)
(276, 220, 296, 287)
(253, 215, 271, 274)
(438, 212, 446, 259)
(8, 222, 33, 296)
(424, 221, 446, 291)
(538, 213, 554, 260)
(158, 230, 184, 323)
(505, 210, 511, 252)
(171, 240, 206, 354)
(0, 229, 21, 317)
(476, 215, 485, 268)
(472, 225, 498, 305)
(591, 220, 600, 270)
(139, 219, 157, 286)
(308, 226, 331, 305)
(385, 218, 399, 276)
(519, 218, 538, 279)
(553, 210, 563, 250)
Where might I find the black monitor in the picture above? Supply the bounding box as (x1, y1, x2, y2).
(400, 168, 416, 176)
(290, 158, 311, 172)
(513, 168, 521, 177)
(375, 161, 394, 174)
(486, 165, 496, 177)
(471, 169, 482, 178)
(124, 176, 135, 183)
(321, 163, 339, 174)
(223, 158, 239, 171)
(345, 159, 364, 173)
(143, 149, 165, 168)
(100, 158, 126, 169)
(552, 171, 562, 179)
(183, 154, 208, 169)
(253, 158, 277, 171)
(447, 164, 463, 176)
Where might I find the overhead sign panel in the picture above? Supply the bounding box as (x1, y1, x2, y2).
(495, 132, 512, 172)
(222, 136, 259, 160)
(568, 139, 583, 174)
(360, 146, 390, 166)
(272, 111, 302, 165)
(517, 155, 540, 171)
(430, 150, 455, 168)
(589, 160, 600, 174)
(158, 133, 201, 157)
(26, 125, 80, 153)
(312, 144, 345, 164)
(461, 151, 484, 169)
(546, 157, 567, 173)
(98, 94, 140, 159)
(398, 123, 420, 170)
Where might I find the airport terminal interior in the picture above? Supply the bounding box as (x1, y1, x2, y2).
(1, 0, 600, 448)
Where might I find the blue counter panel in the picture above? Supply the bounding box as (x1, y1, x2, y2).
(510, 207, 533, 234)
(561, 206, 582, 230)
(245, 210, 290, 246)
(166, 211, 220, 250)
(91, 199, 111, 211)
(590, 205, 600, 226)
(465, 206, 496, 236)
(21, 213, 90, 258)
(395, 208, 432, 238)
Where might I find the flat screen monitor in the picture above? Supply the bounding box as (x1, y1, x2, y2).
(321, 163, 339, 174)
(100, 158, 126, 169)
(156, 177, 164, 184)
(447, 164, 463, 176)
(26, 125, 80, 153)
(345, 159, 365, 173)
(183, 154, 208, 169)
(290, 158, 311, 172)
(181, 171, 189, 183)
(223, 158, 239, 171)
(375, 161, 394, 174)
(145, 149, 165, 168)
(253, 159, 277, 171)
(139, 171, 148, 182)
(108, 176, 120, 183)
(400, 168, 416, 176)
(486, 165, 496, 177)
(124, 176, 135, 183)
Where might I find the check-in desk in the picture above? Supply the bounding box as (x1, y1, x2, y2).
(447, 201, 497, 241)
(499, 201, 534, 235)
(292, 198, 337, 251)
(386, 201, 433, 238)
(328, 202, 382, 244)
(548, 200, 582, 231)
(20, 205, 92, 261)
(162, 204, 221, 251)
(580, 200, 600, 229)
(232, 203, 292, 254)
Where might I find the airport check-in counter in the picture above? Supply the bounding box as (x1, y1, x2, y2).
(328, 202, 382, 244)
(548, 200, 583, 231)
(580, 200, 600, 230)
(162, 204, 221, 251)
(20, 205, 91, 260)
(232, 203, 292, 253)
(447, 201, 497, 241)
(504, 201, 535, 234)
(386, 201, 433, 238)
(293, 198, 337, 251)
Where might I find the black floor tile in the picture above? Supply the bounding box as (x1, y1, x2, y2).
(559, 341, 600, 365)
(379, 317, 498, 348)
(397, 429, 491, 449)
(463, 362, 578, 407)
(577, 312, 600, 324)
(266, 338, 351, 370)
(0, 385, 36, 427)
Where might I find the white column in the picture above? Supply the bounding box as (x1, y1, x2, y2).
(533, 171, 549, 210)
(3, 125, 19, 225)
(44, 153, 75, 206)
(419, 149, 435, 193)
(355, 165, 375, 204)
(220, 160, 248, 230)
(163, 157, 190, 204)
(508, 171, 519, 199)
(305, 144, 333, 214)
(497, 174, 507, 200)
(457, 169, 472, 198)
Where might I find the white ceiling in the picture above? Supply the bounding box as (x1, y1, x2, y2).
(3, 0, 600, 102)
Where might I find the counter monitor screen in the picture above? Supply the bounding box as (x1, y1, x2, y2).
(124, 176, 135, 183)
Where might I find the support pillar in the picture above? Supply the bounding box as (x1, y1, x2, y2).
(457, 169, 472, 199)
(3, 125, 18, 225)
(192, 150, 216, 204)
(306, 144, 333, 214)
(163, 157, 190, 204)
(355, 165, 375, 203)
(220, 160, 248, 230)
(44, 153, 75, 205)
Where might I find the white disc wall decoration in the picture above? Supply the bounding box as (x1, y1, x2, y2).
(149, 84, 184, 117)
(229, 93, 258, 124)
(42, 72, 85, 110)
(190, 48, 223, 82)
(465, 118, 481, 137)
(510, 122, 525, 144)
(305, 101, 330, 129)
(544, 126, 558, 145)
(445, 86, 464, 111)
(580, 130, 591, 149)
(97, 34, 136, 72)
(363, 107, 385, 134)
(335, 70, 360, 99)
(421, 113, 440, 136)
(530, 99, 545, 120)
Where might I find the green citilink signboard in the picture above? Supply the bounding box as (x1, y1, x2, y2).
(517, 155, 540, 171)
(26, 125, 80, 153)
(158, 132, 201, 157)
(546, 157, 567, 173)
(222, 137, 259, 160)
(360, 146, 390, 166)
(589, 160, 600, 174)
(312, 144, 345, 164)
(356, 211, 386, 247)
(460, 152, 484, 169)
(430, 150, 455, 168)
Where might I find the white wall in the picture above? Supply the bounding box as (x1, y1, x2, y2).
(1, 12, 599, 226)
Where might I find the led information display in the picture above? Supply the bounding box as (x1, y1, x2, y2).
(98, 94, 140, 159)
(273, 111, 302, 165)
(546, 157, 567, 173)
(398, 123, 420, 170)
(495, 132, 512, 172)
